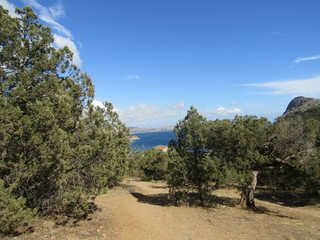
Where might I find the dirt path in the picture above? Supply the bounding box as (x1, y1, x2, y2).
(11, 180, 320, 240)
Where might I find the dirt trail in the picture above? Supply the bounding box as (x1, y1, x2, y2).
(11, 180, 320, 240)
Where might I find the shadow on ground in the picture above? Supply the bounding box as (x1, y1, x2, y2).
(250, 205, 296, 219)
(131, 192, 170, 206)
(255, 189, 320, 207)
(130, 191, 239, 208)
(149, 185, 168, 189)
(130, 189, 304, 221)
(207, 195, 238, 207)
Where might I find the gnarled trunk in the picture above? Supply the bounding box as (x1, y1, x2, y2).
(240, 171, 259, 208)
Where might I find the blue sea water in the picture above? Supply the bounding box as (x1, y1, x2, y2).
(130, 130, 176, 151)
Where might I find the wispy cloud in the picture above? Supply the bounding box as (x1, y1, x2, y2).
(245, 76, 320, 97)
(14, 0, 82, 66)
(294, 55, 320, 63)
(205, 107, 242, 117)
(230, 101, 240, 106)
(1, 0, 81, 65)
(167, 102, 185, 109)
(48, 2, 64, 19)
(23, 0, 72, 38)
(0, 0, 19, 17)
(127, 75, 140, 79)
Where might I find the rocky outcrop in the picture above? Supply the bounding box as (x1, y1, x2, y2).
(284, 96, 320, 115)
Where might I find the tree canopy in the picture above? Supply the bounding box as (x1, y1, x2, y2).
(167, 106, 320, 208)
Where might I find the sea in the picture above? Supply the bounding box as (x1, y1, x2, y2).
(130, 130, 176, 151)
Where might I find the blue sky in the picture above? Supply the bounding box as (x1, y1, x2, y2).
(1, 0, 320, 127)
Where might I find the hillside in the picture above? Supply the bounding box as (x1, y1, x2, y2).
(283, 96, 320, 120)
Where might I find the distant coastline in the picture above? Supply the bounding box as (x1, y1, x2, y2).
(130, 126, 174, 133)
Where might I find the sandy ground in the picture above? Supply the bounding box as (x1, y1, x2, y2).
(9, 179, 320, 240)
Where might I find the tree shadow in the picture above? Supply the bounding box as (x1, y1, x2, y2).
(255, 189, 320, 207)
(250, 206, 296, 219)
(130, 191, 239, 208)
(130, 190, 299, 220)
(206, 194, 238, 207)
(150, 185, 168, 189)
(130, 192, 170, 206)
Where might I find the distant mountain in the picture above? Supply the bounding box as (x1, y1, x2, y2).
(283, 96, 320, 120)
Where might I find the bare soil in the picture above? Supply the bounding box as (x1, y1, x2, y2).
(9, 179, 320, 240)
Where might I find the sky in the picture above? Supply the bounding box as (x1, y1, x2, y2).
(1, 0, 320, 127)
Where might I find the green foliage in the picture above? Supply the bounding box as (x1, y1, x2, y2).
(167, 148, 189, 205)
(268, 117, 320, 194)
(127, 150, 144, 177)
(138, 149, 169, 181)
(258, 167, 305, 190)
(210, 116, 270, 186)
(0, 180, 36, 235)
(127, 149, 169, 181)
(304, 153, 320, 195)
(167, 107, 221, 205)
(167, 103, 320, 208)
(0, 5, 130, 231)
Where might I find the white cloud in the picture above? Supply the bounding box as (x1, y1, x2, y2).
(127, 75, 140, 79)
(206, 107, 242, 117)
(119, 104, 160, 122)
(0, 0, 19, 17)
(117, 103, 187, 127)
(20, 0, 82, 66)
(53, 34, 82, 67)
(92, 100, 119, 112)
(23, 0, 72, 38)
(294, 55, 320, 63)
(92, 100, 105, 109)
(246, 76, 320, 97)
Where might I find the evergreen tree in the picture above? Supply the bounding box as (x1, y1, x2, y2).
(167, 106, 219, 205)
(137, 148, 169, 181)
(268, 116, 320, 195)
(0, 5, 130, 231)
(206, 116, 270, 207)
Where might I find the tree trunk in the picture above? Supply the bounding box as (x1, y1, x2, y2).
(240, 171, 259, 208)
